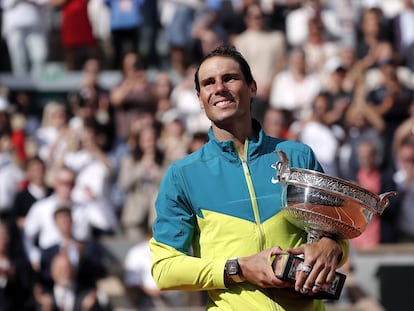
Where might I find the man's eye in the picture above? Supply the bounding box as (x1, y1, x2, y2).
(224, 76, 237, 83)
(202, 79, 214, 87)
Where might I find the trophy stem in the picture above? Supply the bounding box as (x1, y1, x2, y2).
(307, 229, 323, 244)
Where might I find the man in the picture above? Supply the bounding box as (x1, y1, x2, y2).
(150, 45, 348, 310)
(233, 3, 286, 122)
(23, 166, 112, 271)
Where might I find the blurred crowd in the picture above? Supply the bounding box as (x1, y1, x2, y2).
(1, 0, 414, 310)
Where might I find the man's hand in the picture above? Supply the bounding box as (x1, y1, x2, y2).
(237, 247, 293, 288)
(287, 237, 343, 295)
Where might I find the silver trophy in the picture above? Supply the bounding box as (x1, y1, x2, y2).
(272, 150, 396, 299)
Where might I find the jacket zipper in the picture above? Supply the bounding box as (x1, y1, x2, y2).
(237, 140, 265, 251)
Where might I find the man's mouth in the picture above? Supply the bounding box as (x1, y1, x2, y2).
(214, 100, 233, 108)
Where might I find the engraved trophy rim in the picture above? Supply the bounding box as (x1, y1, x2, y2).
(274, 149, 397, 241)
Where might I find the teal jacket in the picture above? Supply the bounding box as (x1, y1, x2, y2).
(150, 121, 349, 311)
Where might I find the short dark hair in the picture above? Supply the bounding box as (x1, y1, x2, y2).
(194, 45, 255, 93)
(53, 206, 72, 218)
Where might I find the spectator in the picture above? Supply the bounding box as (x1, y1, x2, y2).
(169, 64, 211, 134)
(392, 0, 414, 71)
(104, 0, 145, 69)
(262, 107, 292, 139)
(159, 110, 191, 165)
(383, 136, 414, 243)
(365, 41, 413, 171)
(269, 47, 322, 121)
(391, 0, 414, 70)
(285, 0, 341, 48)
(1, 0, 49, 76)
(110, 53, 157, 147)
(152, 71, 174, 122)
(59, 120, 119, 235)
(38, 207, 106, 293)
(320, 61, 353, 128)
(124, 229, 185, 310)
(354, 7, 389, 68)
(35, 101, 71, 174)
(341, 101, 385, 181)
(158, 0, 199, 75)
(118, 124, 165, 240)
(350, 139, 383, 250)
(233, 3, 286, 122)
(49, 0, 98, 71)
(187, 131, 208, 154)
(36, 251, 105, 311)
(67, 61, 115, 165)
(0, 127, 25, 221)
(23, 166, 112, 271)
(301, 16, 340, 76)
(292, 92, 346, 177)
(12, 156, 53, 231)
(0, 221, 36, 311)
(328, 0, 361, 47)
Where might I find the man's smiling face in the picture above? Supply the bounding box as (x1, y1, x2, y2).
(197, 56, 257, 128)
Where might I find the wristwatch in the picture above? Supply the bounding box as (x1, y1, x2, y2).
(225, 258, 243, 283)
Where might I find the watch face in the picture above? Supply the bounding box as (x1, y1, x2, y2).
(227, 260, 239, 275)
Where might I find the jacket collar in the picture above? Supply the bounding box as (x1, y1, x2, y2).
(207, 119, 265, 162)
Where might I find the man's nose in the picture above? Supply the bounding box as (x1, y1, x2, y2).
(213, 80, 226, 93)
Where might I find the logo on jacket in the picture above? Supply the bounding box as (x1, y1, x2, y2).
(271, 163, 279, 184)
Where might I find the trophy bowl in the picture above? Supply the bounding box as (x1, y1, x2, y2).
(274, 150, 397, 242)
(272, 150, 396, 299)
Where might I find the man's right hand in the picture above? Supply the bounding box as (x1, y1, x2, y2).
(237, 247, 293, 288)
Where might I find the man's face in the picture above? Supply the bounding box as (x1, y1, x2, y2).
(197, 56, 256, 127)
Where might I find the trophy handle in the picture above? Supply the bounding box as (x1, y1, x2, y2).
(377, 191, 397, 214)
(274, 150, 290, 184)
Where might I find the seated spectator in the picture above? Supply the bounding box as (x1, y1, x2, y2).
(291, 92, 346, 177)
(169, 64, 211, 134)
(269, 47, 321, 121)
(301, 17, 340, 76)
(383, 136, 414, 243)
(351, 139, 383, 250)
(35, 101, 71, 174)
(118, 124, 165, 240)
(36, 252, 105, 311)
(59, 120, 119, 235)
(23, 166, 113, 271)
(365, 41, 413, 171)
(392, 0, 414, 71)
(187, 131, 209, 154)
(339, 79, 385, 180)
(0, 126, 25, 221)
(124, 229, 185, 310)
(12, 156, 53, 231)
(233, 3, 286, 122)
(0, 221, 36, 311)
(159, 110, 191, 165)
(110, 53, 157, 148)
(39, 207, 106, 293)
(262, 108, 292, 139)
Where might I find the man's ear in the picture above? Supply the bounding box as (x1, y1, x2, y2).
(198, 93, 204, 110)
(250, 80, 257, 98)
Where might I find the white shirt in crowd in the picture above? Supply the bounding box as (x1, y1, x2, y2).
(23, 194, 111, 265)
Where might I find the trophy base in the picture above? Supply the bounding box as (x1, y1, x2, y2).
(273, 254, 346, 300)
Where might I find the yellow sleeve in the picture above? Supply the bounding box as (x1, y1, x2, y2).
(149, 237, 227, 291)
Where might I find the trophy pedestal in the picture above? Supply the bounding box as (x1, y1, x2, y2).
(273, 253, 346, 300)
